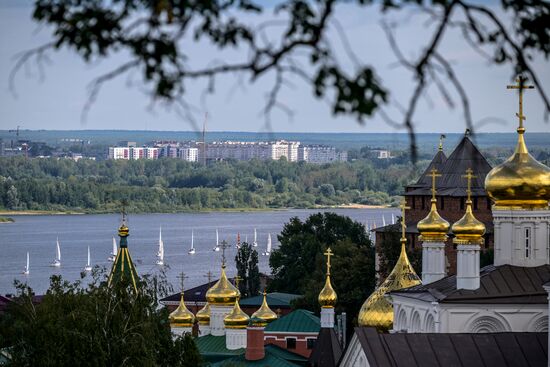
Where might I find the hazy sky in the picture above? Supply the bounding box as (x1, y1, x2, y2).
(0, 1, 549, 134)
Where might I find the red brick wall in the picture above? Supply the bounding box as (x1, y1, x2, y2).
(263, 332, 317, 358)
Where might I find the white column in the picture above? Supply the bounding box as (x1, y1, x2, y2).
(421, 241, 446, 284)
(210, 305, 233, 336)
(171, 326, 192, 338)
(226, 329, 247, 350)
(456, 244, 480, 290)
(198, 324, 211, 336)
(321, 307, 335, 328)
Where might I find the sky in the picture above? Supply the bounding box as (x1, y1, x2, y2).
(0, 1, 549, 134)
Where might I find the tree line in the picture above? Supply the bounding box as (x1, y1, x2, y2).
(0, 157, 415, 212)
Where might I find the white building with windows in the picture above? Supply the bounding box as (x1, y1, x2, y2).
(298, 145, 347, 164)
(179, 147, 198, 162)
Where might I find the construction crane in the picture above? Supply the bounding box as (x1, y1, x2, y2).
(8, 125, 20, 149)
(202, 113, 207, 166)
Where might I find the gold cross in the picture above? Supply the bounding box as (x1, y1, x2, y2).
(507, 76, 534, 131)
(234, 275, 243, 289)
(120, 199, 128, 226)
(220, 240, 228, 266)
(399, 198, 410, 241)
(427, 168, 442, 200)
(462, 168, 476, 202)
(177, 271, 188, 293)
(324, 248, 334, 275)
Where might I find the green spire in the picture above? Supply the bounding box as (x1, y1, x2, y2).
(108, 205, 139, 292)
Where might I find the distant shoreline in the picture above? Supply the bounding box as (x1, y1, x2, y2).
(0, 204, 392, 216)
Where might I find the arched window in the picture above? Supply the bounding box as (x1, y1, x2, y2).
(424, 313, 436, 333)
(469, 316, 507, 333)
(410, 311, 422, 333)
(396, 309, 408, 332)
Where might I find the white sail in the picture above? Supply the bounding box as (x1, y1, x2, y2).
(213, 228, 220, 252)
(23, 252, 29, 275)
(109, 237, 117, 261)
(391, 213, 395, 225)
(382, 215, 386, 227)
(50, 238, 61, 267)
(267, 233, 272, 253)
(189, 230, 196, 254)
(253, 228, 258, 247)
(84, 246, 92, 272)
(156, 226, 164, 265)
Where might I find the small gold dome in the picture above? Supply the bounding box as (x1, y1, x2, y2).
(224, 300, 250, 329)
(196, 302, 211, 325)
(169, 293, 195, 328)
(417, 199, 450, 242)
(318, 275, 338, 308)
(118, 225, 129, 237)
(485, 129, 550, 209)
(205, 265, 240, 306)
(251, 291, 278, 323)
(358, 240, 421, 331)
(452, 199, 486, 245)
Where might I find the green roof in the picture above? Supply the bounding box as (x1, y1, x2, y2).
(239, 293, 301, 308)
(210, 345, 306, 367)
(265, 309, 320, 333)
(108, 236, 139, 292)
(195, 335, 244, 363)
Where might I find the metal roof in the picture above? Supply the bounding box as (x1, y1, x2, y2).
(406, 136, 492, 197)
(240, 292, 301, 308)
(265, 309, 320, 333)
(308, 328, 342, 367)
(210, 345, 306, 367)
(354, 327, 548, 367)
(392, 264, 550, 304)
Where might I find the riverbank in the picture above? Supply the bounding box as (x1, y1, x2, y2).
(0, 216, 14, 222)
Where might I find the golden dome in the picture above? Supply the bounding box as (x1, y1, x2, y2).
(318, 275, 338, 308)
(118, 225, 129, 237)
(251, 291, 278, 323)
(196, 302, 211, 325)
(358, 239, 421, 331)
(169, 292, 195, 328)
(205, 265, 240, 306)
(224, 300, 250, 329)
(485, 129, 550, 209)
(417, 199, 450, 242)
(452, 199, 486, 245)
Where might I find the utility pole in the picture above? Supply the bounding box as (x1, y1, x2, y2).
(202, 112, 207, 166)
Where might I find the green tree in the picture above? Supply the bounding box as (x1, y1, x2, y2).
(6, 185, 19, 209)
(235, 243, 260, 298)
(0, 271, 201, 367)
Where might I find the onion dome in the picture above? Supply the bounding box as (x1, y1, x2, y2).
(318, 248, 338, 308)
(205, 265, 240, 306)
(417, 198, 450, 242)
(169, 292, 195, 328)
(452, 199, 486, 245)
(485, 128, 550, 209)
(118, 224, 129, 237)
(251, 291, 278, 323)
(485, 78, 550, 210)
(249, 316, 267, 328)
(196, 302, 211, 325)
(358, 239, 421, 331)
(224, 299, 250, 329)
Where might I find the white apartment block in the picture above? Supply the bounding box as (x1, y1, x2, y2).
(179, 147, 198, 162)
(198, 140, 300, 162)
(109, 147, 130, 160)
(145, 147, 159, 159)
(298, 145, 347, 164)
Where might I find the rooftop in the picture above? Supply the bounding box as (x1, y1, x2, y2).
(265, 309, 320, 333)
(240, 292, 301, 308)
(210, 344, 307, 367)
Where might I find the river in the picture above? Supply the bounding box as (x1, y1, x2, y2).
(0, 208, 398, 295)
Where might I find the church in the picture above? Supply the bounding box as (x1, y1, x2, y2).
(340, 78, 550, 366)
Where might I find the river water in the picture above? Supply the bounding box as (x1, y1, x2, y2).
(0, 208, 398, 295)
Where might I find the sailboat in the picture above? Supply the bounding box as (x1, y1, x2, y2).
(382, 215, 386, 227)
(213, 229, 220, 252)
(391, 213, 395, 225)
(108, 237, 117, 261)
(23, 252, 29, 275)
(253, 228, 258, 247)
(156, 227, 164, 265)
(262, 233, 272, 256)
(50, 237, 61, 267)
(84, 246, 92, 272)
(235, 233, 241, 249)
(188, 230, 196, 254)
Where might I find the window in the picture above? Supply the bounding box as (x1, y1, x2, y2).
(473, 197, 478, 210)
(525, 228, 531, 258)
(306, 338, 316, 350)
(286, 338, 296, 349)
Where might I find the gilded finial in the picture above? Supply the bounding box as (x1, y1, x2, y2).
(438, 134, 446, 151)
(234, 275, 243, 290)
(399, 199, 410, 244)
(169, 270, 195, 328)
(319, 247, 337, 308)
(220, 240, 228, 267)
(251, 288, 278, 323)
(118, 200, 130, 237)
(205, 271, 213, 286)
(417, 168, 450, 242)
(452, 168, 485, 245)
(507, 76, 534, 133)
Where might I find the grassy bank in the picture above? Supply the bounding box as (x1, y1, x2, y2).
(0, 216, 15, 222)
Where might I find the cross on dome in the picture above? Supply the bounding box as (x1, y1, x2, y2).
(507, 76, 534, 132)
(324, 248, 334, 275)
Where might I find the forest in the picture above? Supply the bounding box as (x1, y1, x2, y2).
(0, 156, 417, 213)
